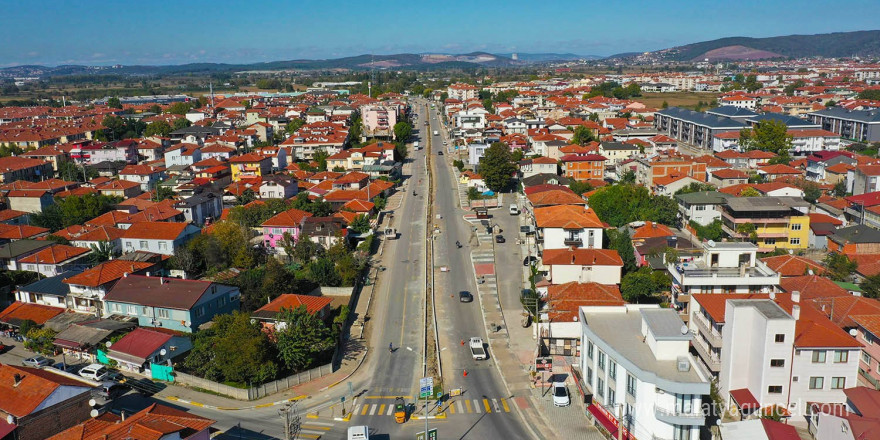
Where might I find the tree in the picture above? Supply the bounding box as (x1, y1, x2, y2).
(478, 142, 516, 192)
(156, 186, 175, 201)
(313, 149, 329, 171)
(661, 101, 669, 109)
(588, 184, 678, 227)
(832, 180, 847, 197)
(619, 170, 636, 184)
(184, 312, 279, 384)
(285, 119, 305, 134)
(736, 222, 757, 242)
(857, 89, 880, 101)
(569, 180, 594, 195)
(621, 267, 661, 303)
(291, 235, 323, 264)
(349, 215, 371, 234)
(674, 182, 716, 195)
(31, 194, 122, 232)
(510, 149, 524, 163)
(739, 120, 793, 160)
(308, 258, 342, 286)
(783, 80, 807, 96)
(24, 327, 58, 356)
(144, 120, 172, 137)
(740, 187, 761, 197)
(88, 240, 115, 264)
(689, 219, 724, 242)
(148, 104, 162, 114)
(606, 229, 637, 275)
(348, 116, 363, 141)
(107, 97, 122, 109)
(393, 121, 412, 142)
(803, 182, 822, 204)
(168, 101, 193, 115)
(172, 118, 191, 131)
(275, 306, 335, 372)
(860, 273, 880, 299)
(571, 126, 595, 146)
(826, 100, 836, 107)
(0, 143, 24, 157)
(824, 253, 857, 281)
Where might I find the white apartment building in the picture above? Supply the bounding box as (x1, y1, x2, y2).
(668, 242, 780, 311)
(580, 305, 711, 440)
(720, 297, 861, 419)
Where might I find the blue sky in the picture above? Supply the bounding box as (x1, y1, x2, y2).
(2, 0, 879, 66)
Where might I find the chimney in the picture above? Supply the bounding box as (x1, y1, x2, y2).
(792, 304, 801, 320)
(792, 290, 800, 304)
(13, 373, 22, 387)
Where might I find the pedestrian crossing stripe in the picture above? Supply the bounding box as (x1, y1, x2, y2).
(350, 400, 511, 417)
(378, 404, 385, 415)
(301, 425, 331, 431)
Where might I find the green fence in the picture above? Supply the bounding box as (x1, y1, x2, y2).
(151, 362, 174, 382)
(96, 349, 110, 365)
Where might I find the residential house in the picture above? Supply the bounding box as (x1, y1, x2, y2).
(0, 240, 53, 271)
(360, 104, 398, 139)
(0, 364, 93, 440)
(533, 205, 604, 251)
(174, 192, 223, 226)
(757, 164, 802, 182)
(163, 143, 202, 168)
(301, 217, 347, 249)
(252, 293, 333, 333)
(69, 225, 125, 256)
(807, 107, 880, 143)
(561, 154, 606, 182)
(18, 245, 91, 277)
(0, 301, 65, 331)
(719, 419, 800, 440)
(580, 305, 710, 440)
(119, 164, 163, 192)
(655, 107, 746, 150)
(808, 387, 880, 440)
(49, 403, 215, 440)
(806, 151, 856, 183)
(258, 174, 298, 199)
(533, 282, 625, 358)
(760, 254, 824, 278)
(631, 221, 676, 247)
(598, 142, 639, 163)
(827, 224, 880, 257)
(62, 259, 157, 316)
(120, 222, 200, 256)
(676, 191, 729, 227)
(94, 179, 142, 199)
(0, 156, 54, 183)
(710, 168, 749, 188)
(15, 270, 82, 309)
(0, 209, 29, 226)
(850, 165, 880, 196)
(105, 327, 194, 373)
(518, 157, 558, 179)
(104, 275, 240, 333)
(6, 190, 55, 214)
(229, 152, 272, 182)
(720, 197, 810, 251)
(261, 208, 313, 254)
(541, 247, 623, 285)
(0, 224, 49, 243)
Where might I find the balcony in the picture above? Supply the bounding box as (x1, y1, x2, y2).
(654, 404, 705, 425)
(691, 313, 723, 347)
(668, 261, 779, 287)
(691, 336, 721, 372)
(564, 238, 583, 247)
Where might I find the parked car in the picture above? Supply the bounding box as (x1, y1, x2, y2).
(0, 343, 9, 354)
(92, 381, 129, 399)
(459, 291, 473, 303)
(523, 256, 537, 266)
(495, 234, 505, 243)
(22, 356, 51, 367)
(552, 382, 570, 407)
(52, 362, 82, 374)
(78, 363, 110, 381)
(437, 150, 444, 155)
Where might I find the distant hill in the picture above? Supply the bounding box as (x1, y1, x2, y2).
(655, 30, 880, 61)
(494, 53, 601, 62)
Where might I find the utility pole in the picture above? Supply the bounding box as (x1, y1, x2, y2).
(279, 401, 300, 440)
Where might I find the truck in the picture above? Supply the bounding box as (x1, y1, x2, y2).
(469, 337, 487, 360)
(433, 130, 439, 136)
(383, 227, 397, 239)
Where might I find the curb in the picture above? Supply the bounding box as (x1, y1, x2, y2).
(162, 394, 306, 411)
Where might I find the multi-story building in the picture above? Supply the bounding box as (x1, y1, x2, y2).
(447, 83, 479, 101)
(533, 204, 604, 251)
(580, 305, 711, 440)
(807, 107, 880, 143)
(633, 157, 708, 188)
(655, 107, 746, 150)
(0, 157, 54, 183)
(719, 197, 810, 251)
(676, 191, 729, 226)
(668, 241, 780, 310)
(560, 154, 606, 181)
(228, 152, 272, 182)
(120, 222, 200, 256)
(360, 104, 399, 139)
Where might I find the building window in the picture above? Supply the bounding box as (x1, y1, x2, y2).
(831, 377, 846, 389)
(809, 377, 824, 389)
(695, 205, 706, 211)
(764, 238, 776, 245)
(812, 350, 826, 363)
(863, 351, 872, 365)
(597, 378, 605, 397)
(598, 351, 606, 371)
(770, 359, 785, 367)
(158, 241, 167, 251)
(789, 237, 801, 246)
(139, 240, 148, 249)
(775, 334, 785, 343)
(791, 223, 802, 231)
(157, 309, 169, 319)
(128, 305, 138, 315)
(609, 361, 617, 380)
(834, 350, 849, 363)
(768, 386, 783, 394)
(587, 341, 594, 360)
(608, 388, 616, 406)
(586, 367, 593, 386)
(113, 304, 122, 312)
(194, 307, 205, 318)
(626, 374, 637, 396)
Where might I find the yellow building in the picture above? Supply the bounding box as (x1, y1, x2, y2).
(720, 197, 810, 252)
(228, 152, 272, 182)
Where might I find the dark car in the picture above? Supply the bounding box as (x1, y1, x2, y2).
(495, 234, 505, 243)
(91, 381, 129, 399)
(0, 343, 8, 354)
(459, 291, 473, 302)
(523, 256, 538, 266)
(438, 150, 444, 155)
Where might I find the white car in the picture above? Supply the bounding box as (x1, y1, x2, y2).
(552, 382, 570, 407)
(78, 363, 110, 381)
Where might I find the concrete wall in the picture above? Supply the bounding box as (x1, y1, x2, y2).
(174, 362, 334, 400)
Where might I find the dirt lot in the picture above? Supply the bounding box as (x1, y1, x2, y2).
(638, 91, 719, 110)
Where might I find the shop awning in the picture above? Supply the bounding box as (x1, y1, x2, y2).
(587, 404, 619, 437)
(730, 388, 760, 412)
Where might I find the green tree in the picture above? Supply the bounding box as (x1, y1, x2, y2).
(452, 159, 465, 172)
(275, 305, 335, 372)
(348, 116, 363, 141)
(30, 194, 122, 232)
(349, 214, 371, 234)
(184, 312, 279, 384)
(826, 100, 836, 107)
(107, 96, 122, 109)
(860, 273, 880, 299)
(144, 120, 172, 137)
(0, 143, 24, 157)
(569, 180, 594, 195)
(588, 184, 678, 227)
(619, 170, 636, 184)
(478, 142, 516, 192)
(88, 240, 115, 264)
(393, 121, 412, 141)
(689, 219, 724, 241)
(736, 222, 758, 242)
(803, 182, 822, 204)
(168, 101, 193, 115)
(857, 89, 880, 101)
(824, 253, 857, 281)
(172, 118, 191, 130)
(285, 119, 305, 134)
(308, 258, 342, 286)
(148, 104, 162, 114)
(832, 180, 847, 197)
(510, 149, 524, 163)
(739, 120, 793, 159)
(313, 149, 329, 171)
(740, 187, 761, 197)
(571, 126, 595, 145)
(156, 186, 175, 201)
(661, 101, 669, 109)
(674, 182, 716, 195)
(606, 229, 637, 275)
(24, 327, 58, 356)
(291, 234, 324, 264)
(783, 80, 807, 96)
(621, 267, 661, 303)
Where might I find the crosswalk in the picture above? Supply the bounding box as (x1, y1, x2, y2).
(298, 420, 335, 439)
(351, 397, 512, 418)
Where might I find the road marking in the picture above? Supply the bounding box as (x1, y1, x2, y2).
(301, 425, 331, 431)
(501, 398, 510, 413)
(465, 399, 472, 413)
(387, 405, 394, 416)
(254, 403, 273, 408)
(378, 404, 386, 415)
(456, 400, 463, 414)
(298, 434, 321, 439)
(473, 400, 481, 414)
(492, 399, 500, 413)
(483, 399, 491, 413)
(304, 421, 334, 427)
(369, 404, 377, 415)
(365, 395, 412, 399)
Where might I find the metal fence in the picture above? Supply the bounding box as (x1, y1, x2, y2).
(174, 362, 335, 401)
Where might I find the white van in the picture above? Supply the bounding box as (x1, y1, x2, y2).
(347, 426, 370, 440)
(509, 204, 519, 215)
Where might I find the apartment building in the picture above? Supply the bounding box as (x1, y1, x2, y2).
(533, 205, 604, 251)
(560, 154, 606, 181)
(580, 305, 710, 440)
(655, 108, 746, 150)
(675, 191, 729, 226)
(808, 107, 880, 143)
(668, 241, 780, 310)
(360, 104, 399, 139)
(720, 197, 810, 252)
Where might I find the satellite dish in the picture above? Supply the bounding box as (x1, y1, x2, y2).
(707, 240, 716, 247)
(850, 329, 858, 337)
(5, 415, 13, 425)
(680, 324, 689, 335)
(160, 349, 167, 356)
(808, 269, 814, 276)
(105, 341, 112, 348)
(90, 409, 99, 418)
(88, 399, 97, 407)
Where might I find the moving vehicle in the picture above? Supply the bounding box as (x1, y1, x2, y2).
(22, 356, 52, 367)
(469, 337, 487, 360)
(79, 363, 110, 381)
(394, 397, 406, 423)
(384, 227, 397, 239)
(495, 234, 505, 243)
(437, 150, 443, 155)
(433, 130, 439, 136)
(348, 426, 370, 440)
(414, 141, 420, 150)
(509, 204, 519, 215)
(553, 382, 570, 407)
(459, 291, 473, 303)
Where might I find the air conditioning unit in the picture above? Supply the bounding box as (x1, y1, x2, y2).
(676, 356, 691, 372)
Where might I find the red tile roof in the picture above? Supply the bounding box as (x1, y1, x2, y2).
(0, 364, 91, 418)
(18, 245, 90, 265)
(63, 260, 154, 287)
(0, 301, 65, 325)
(711, 168, 749, 179)
(632, 221, 675, 240)
(255, 294, 333, 317)
(527, 190, 586, 207)
(49, 403, 215, 440)
(0, 209, 28, 222)
(546, 282, 625, 321)
(261, 208, 313, 228)
(122, 222, 191, 240)
(534, 205, 603, 229)
(729, 388, 760, 411)
(0, 224, 48, 240)
(760, 255, 825, 277)
(542, 248, 623, 266)
(779, 275, 849, 299)
(107, 327, 173, 360)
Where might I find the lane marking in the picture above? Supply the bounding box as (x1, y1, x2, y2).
(305, 421, 334, 427)
(361, 404, 369, 415)
(448, 402, 455, 414)
(456, 400, 463, 414)
(387, 405, 394, 416)
(301, 425, 331, 431)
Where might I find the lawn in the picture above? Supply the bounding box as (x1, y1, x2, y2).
(638, 92, 719, 110)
